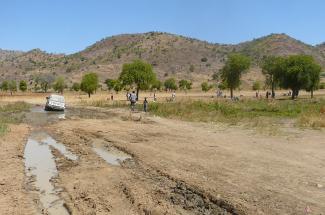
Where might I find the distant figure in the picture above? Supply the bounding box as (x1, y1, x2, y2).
(256, 91, 259, 98)
(111, 93, 114, 101)
(153, 93, 157, 102)
(129, 91, 137, 111)
(266, 91, 269, 99)
(172, 91, 176, 101)
(143, 97, 148, 112)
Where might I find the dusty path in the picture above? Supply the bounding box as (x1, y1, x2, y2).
(45, 108, 325, 215)
(0, 125, 37, 215)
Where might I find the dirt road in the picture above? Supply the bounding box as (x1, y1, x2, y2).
(44, 108, 325, 214)
(0, 125, 37, 215)
(1, 106, 325, 214)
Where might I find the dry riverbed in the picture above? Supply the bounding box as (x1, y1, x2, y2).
(1, 106, 325, 214)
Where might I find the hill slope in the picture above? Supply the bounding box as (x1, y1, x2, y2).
(0, 32, 324, 88)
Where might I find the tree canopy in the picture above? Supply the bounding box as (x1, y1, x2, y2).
(81, 73, 99, 98)
(53, 76, 65, 94)
(119, 60, 156, 99)
(19, 80, 28, 92)
(164, 78, 178, 91)
(221, 53, 250, 98)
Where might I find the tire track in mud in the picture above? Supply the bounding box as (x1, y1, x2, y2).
(76, 130, 244, 215)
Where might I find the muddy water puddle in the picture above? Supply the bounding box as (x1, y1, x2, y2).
(24, 131, 77, 215)
(92, 143, 132, 166)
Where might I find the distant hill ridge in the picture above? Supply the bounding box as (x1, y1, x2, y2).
(0, 32, 324, 87)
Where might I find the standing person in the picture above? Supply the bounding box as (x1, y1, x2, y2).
(153, 93, 157, 102)
(111, 93, 114, 101)
(172, 91, 176, 101)
(266, 91, 269, 99)
(129, 91, 137, 111)
(143, 97, 148, 112)
(256, 91, 259, 98)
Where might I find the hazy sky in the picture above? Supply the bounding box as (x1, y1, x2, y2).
(1, 0, 324, 54)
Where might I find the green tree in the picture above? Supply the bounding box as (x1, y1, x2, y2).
(306, 61, 322, 98)
(179, 80, 188, 91)
(53, 76, 65, 94)
(37, 74, 55, 93)
(19, 80, 28, 92)
(218, 81, 227, 90)
(201, 82, 213, 92)
(279, 55, 321, 99)
(119, 60, 156, 100)
(80, 73, 99, 98)
(8, 80, 17, 95)
(113, 80, 123, 93)
(252, 81, 261, 91)
(105, 79, 117, 91)
(151, 80, 162, 91)
(164, 78, 178, 91)
(1, 81, 9, 92)
(221, 54, 250, 98)
(262, 56, 285, 98)
(71, 82, 80, 92)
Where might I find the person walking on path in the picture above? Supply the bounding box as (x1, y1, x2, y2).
(129, 91, 137, 111)
(143, 97, 148, 112)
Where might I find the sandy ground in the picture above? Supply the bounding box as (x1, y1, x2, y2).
(42, 108, 325, 215)
(0, 124, 37, 215)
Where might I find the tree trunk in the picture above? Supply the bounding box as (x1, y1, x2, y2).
(271, 82, 275, 99)
(88, 92, 91, 98)
(230, 88, 233, 98)
(311, 90, 314, 99)
(136, 87, 139, 101)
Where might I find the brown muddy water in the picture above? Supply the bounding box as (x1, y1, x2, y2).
(92, 144, 132, 166)
(24, 106, 73, 214)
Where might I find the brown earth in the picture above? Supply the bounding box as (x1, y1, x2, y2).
(1, 104, 325, 214)
(0, 124, 37, 215)
(42, 108, 325, 215)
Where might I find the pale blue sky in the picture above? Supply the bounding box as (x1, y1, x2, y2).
(0, 0, 324, 54)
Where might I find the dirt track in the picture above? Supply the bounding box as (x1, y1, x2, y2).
(1, 107, 325, 214)
(46, 108, 325, 214)
(0, 125, 37, 215)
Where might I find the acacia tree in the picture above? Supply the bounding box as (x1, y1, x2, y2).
(53, 76, 65, 94)
(201, 82, 213, 92)
(19, 80, 28, 92)
(306, 61, 322, 98)
(262, 56, 285, 98)
(280, 55, 321, 99)
(8, 80, 17, 95)
(178, 79, 192, 92)
(80, 73, 98, 98)
(105, 79, 117, 91)
(164, 78, 178, 91)
(119, 60, 156, 100)
(221, 54, 250, 98)
(1, 81, 9, 92)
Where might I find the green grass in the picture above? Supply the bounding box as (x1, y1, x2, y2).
(81, 98, 325, 128)
(0, 102, 31, 136)
(148, 99, 325, 127)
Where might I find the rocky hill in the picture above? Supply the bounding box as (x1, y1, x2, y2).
(0, 32, 324, 88)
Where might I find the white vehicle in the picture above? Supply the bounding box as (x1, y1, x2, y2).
(45, 94, 65, 111)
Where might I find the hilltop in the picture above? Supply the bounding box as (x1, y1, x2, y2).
(0, 32, 324, 88)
